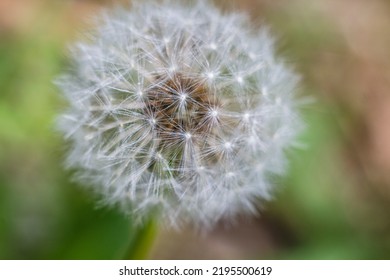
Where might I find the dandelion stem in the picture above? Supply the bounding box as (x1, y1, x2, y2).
(122, 218, 157, 260)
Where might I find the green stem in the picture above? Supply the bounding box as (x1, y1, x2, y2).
(123, 218, 157, 260)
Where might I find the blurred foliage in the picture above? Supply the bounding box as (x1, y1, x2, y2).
(1, 0, 390, 259)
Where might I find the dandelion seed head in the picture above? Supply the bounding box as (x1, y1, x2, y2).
(56, 0, 304, 229)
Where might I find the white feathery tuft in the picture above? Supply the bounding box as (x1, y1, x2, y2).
(56, 0, 304, 229)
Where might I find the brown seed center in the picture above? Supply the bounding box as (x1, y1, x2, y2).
(146, 74, 219, 141)
(144, 73, 221, 173)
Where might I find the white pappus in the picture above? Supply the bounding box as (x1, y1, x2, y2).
(56, 0, 304, 229)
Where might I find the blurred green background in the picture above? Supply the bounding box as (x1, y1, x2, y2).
(1, 0, 390, 259)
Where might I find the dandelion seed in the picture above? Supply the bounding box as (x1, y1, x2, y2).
(210, 109, 219, 118)
(207, 72, 215, 80)
(56, 0, 303, 229)
(209, 43, 218, 50)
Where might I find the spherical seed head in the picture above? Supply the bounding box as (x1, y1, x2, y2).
(56, 0, 303, 229)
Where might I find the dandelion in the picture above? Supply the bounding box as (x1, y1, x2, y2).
(57, 0, 303, 228)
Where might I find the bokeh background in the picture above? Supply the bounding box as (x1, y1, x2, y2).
(1, 0, 390, 259)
